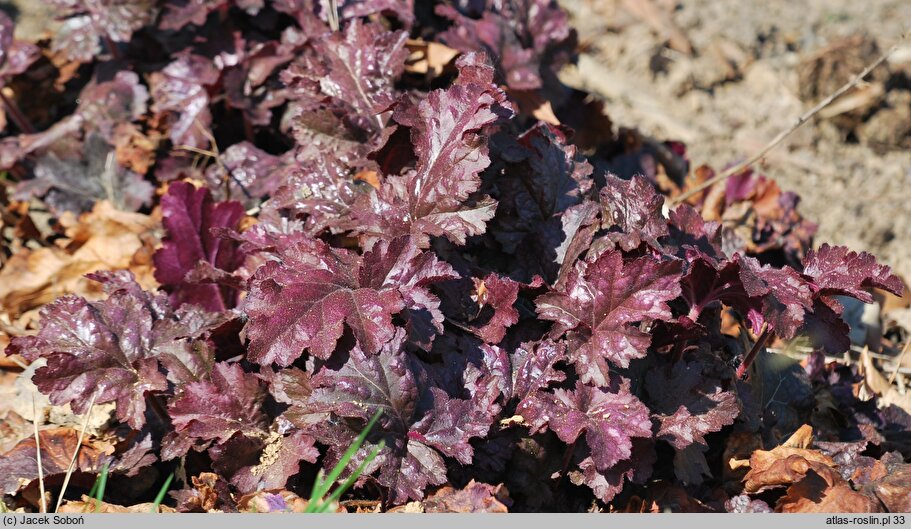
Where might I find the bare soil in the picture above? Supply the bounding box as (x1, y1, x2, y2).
(560, 0, 911, 280)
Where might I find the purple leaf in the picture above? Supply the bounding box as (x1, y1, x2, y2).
(219, 430, 318, 493)
(50, 0, 156, 62)
(153, 182, 246, 312)
(267, 151, 368, 236)
(338, 0, 414, 26)
(490, 124, 595, 282)
(243, 235, 405, 365)
(470, 273, 521, 344)
(290, 330, 498, 503)
(436, 0, 574, 93)
(599, 174, 669, 252)
(737, 253, 813, 339)
(167, 362, 269, 448)
(569, 439, 655, 503)
(520, 379, 652, 472)
(536, 249, 682, 385)
(282, 20, 407, 136)
(159, 0, 260, 30)
(803, 243, 904, 301)
(354, 54, 514, 246)
(359, 236, 459, 350)
(0, 12, 39, 89)
(208, 142, 289, 205)
(644, 360, 739, 450)
(149, 55, 220, 149)
(8, 272, 207, 429)
(510, 339, 567, 402)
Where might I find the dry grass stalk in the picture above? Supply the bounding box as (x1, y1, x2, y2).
(32, 394, 47, 513)
(672, 30, 910, 205)
(54, 391, 99, 513)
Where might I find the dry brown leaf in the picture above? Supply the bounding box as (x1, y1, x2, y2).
(777, 470, 883, 513)
(172, 472, 220, 512)
(744, 453, 834, 494)
(420, 481, 510, 513)
(0, 362, 114, 443)
(388, 501, 425, 513)
(354, 169, 380, 189)
(0, 201, 158, 338)
(404, 39, 460, 78)
(742, 426, 840, 493)
(782, 424, 815, 449)
(58, 495, 176, 513)
(872, 464, 911, 512)
(0, 427, 115, 495)
(860, 347, 911, 414)
(509, 90, 561, 126)
(113, 123, 160, 175)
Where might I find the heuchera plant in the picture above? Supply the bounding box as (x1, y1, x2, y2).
(1, 0, 905, 512)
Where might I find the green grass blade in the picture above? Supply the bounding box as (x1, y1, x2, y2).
(319, 439, 385, 511)
(308, 468, 326, 505)
(94, 463, 110, 513)
(149, 472, 174, 513)
(86, 476, 100, 503)
(305, 409, 383, 513)
(314, 410, 382, 500)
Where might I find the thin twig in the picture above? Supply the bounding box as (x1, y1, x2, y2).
(32, 395, 47, 514)
(54, 391, 99, 513)
(888, 340, 911, 386)
(736, 324, 770, 380)
(672, 30, 910, 206)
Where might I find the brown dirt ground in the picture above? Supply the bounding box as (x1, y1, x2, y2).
(560, 0, 911, 281)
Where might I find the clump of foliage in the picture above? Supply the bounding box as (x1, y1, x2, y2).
(0, 0, 908, 513)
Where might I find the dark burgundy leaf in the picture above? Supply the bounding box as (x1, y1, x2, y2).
(221, 430, 319, 493)
(243, 235, 404, 365)
(470, 273, 520, 344)
(599, 174, 669, 252)
(803, 243, 904, 301)
(9, 272, 203, 429)
(436, 0, 574, 93)
(0, 12, 39, 89)
(510, 339, 567, 403)
(520, 379, 651, 472)
(353, 54, 514, 246)
(536, 249, 682, 384)
(282, 20, 407, 137)
(51, 0, 157, 62)
(167, 362, 269, 449)
(645, 360, 739, 451)
(737, 253, 813, 339)
(208, 142, 289, 205)
(153, 182, 246, 312)
(159, 0, 264, 30)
